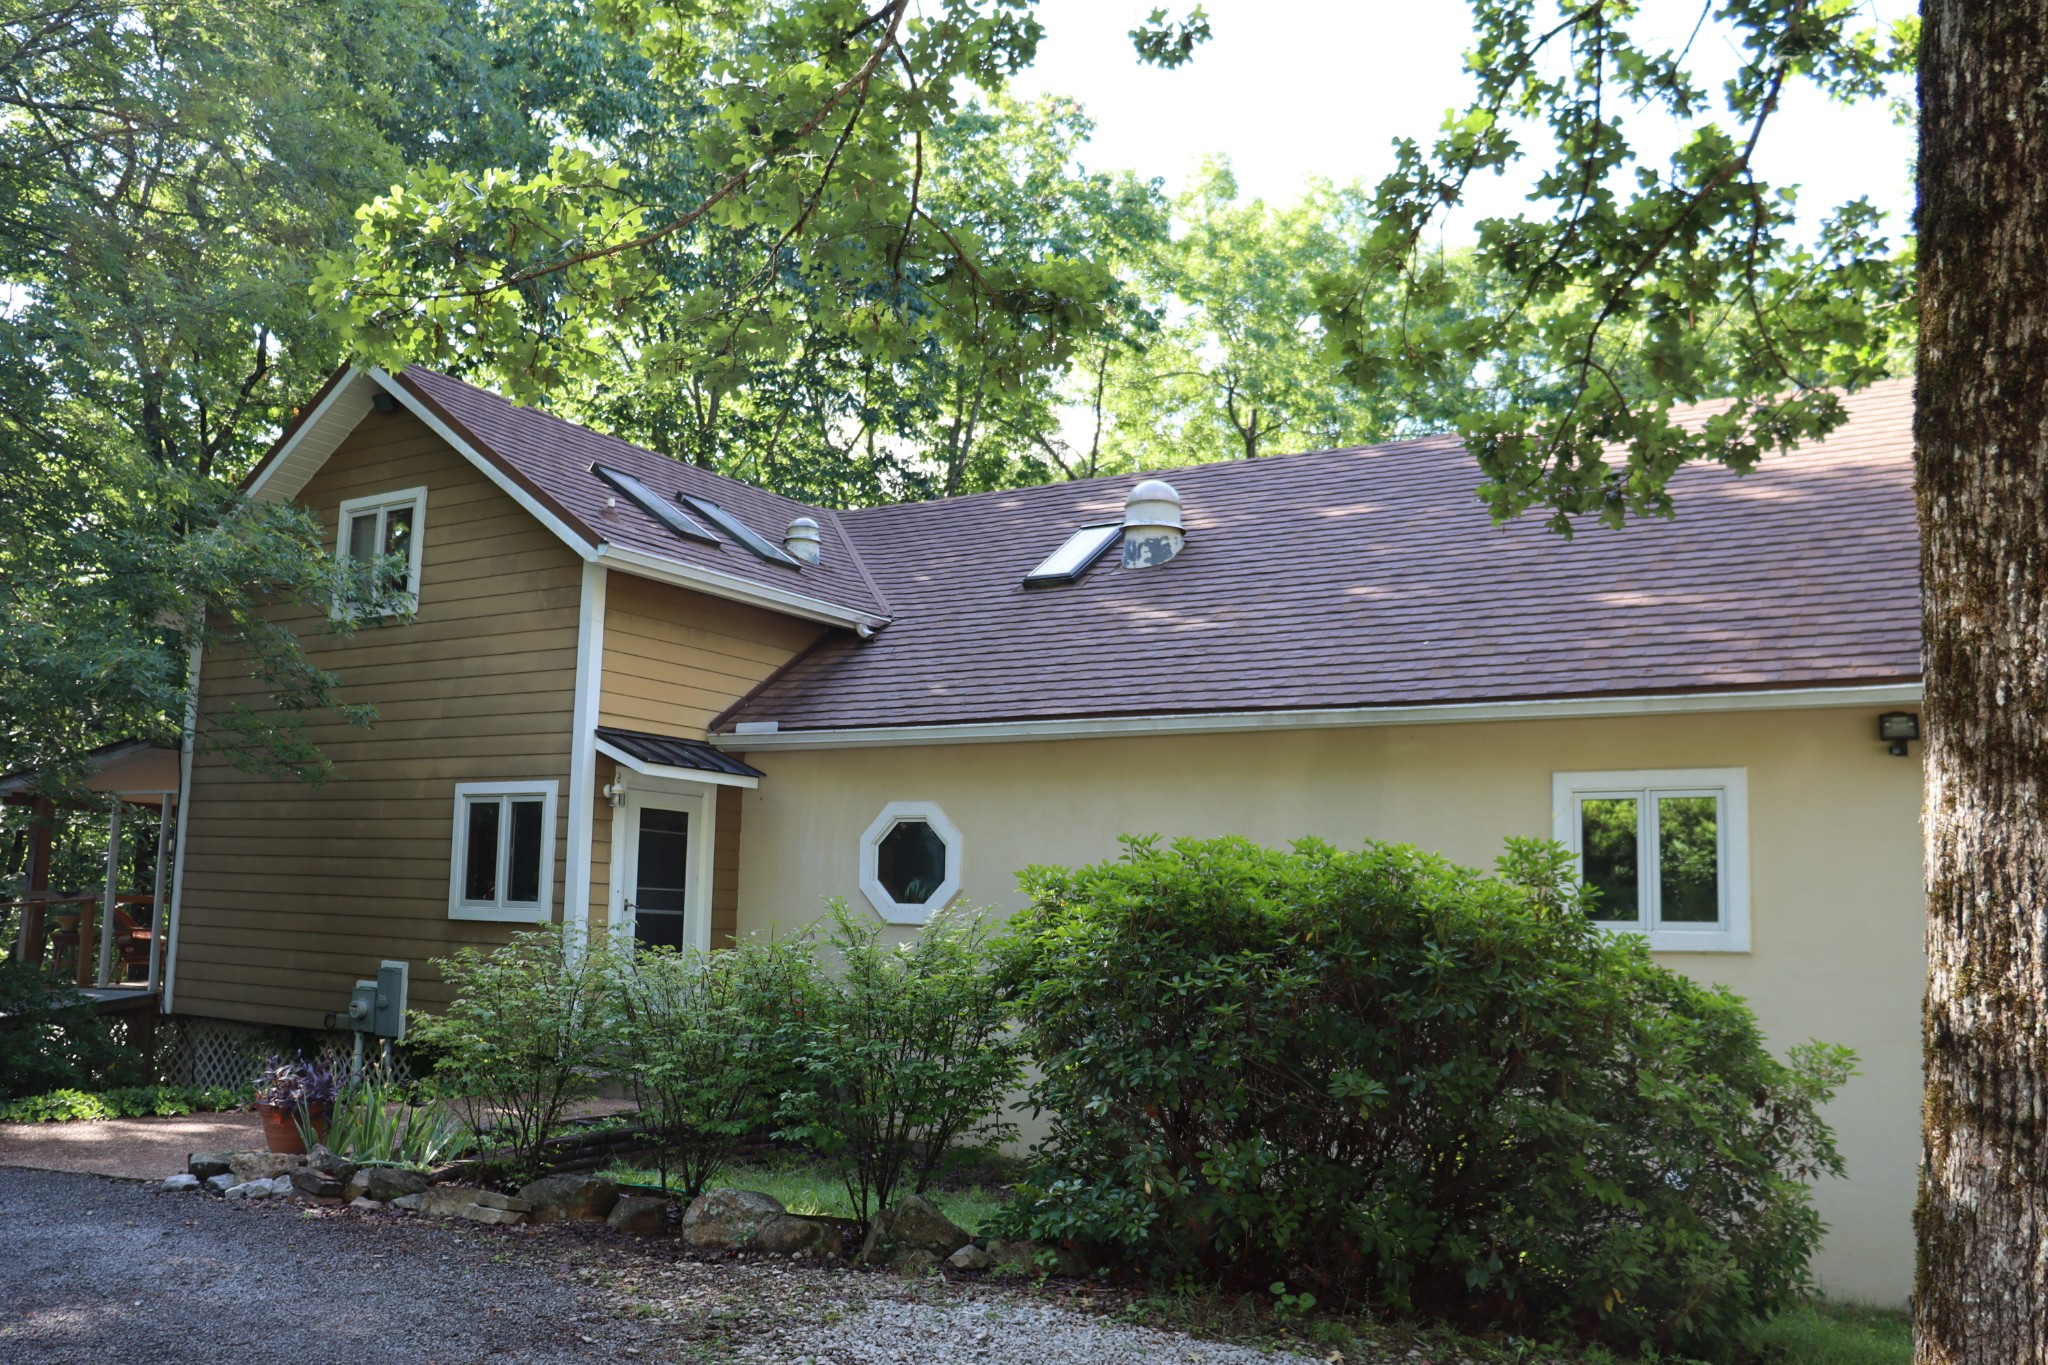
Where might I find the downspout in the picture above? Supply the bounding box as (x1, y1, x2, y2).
(161, 642, 202, 1014)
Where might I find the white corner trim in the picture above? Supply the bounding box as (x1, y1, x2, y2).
(1552, 767, 1751, 954)
(563, 562, 607, 950)
(594, 736, 759, 789)
(713, 683, 1925, 751)
(858, 800, 963, 926)
(447, 779, 560, 923)
(594, 542, 886, 632)
(160, 643, 203, 1014)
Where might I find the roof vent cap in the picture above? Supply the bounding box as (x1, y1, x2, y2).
(784, 515, 822, 565)
(1121, 479, 1185, 569)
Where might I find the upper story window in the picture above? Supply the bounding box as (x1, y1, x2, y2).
(1552, 768, 1750, 953)
(859, 801, 962, 925)
(335, 486, 427, 617)
(448, 779, 556, 922)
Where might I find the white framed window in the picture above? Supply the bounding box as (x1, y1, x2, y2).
(859, 801, 962, 925)
(449, 780, 557, 922)
(1552, 768, 1749, 953)
(334, 486, 427, 617)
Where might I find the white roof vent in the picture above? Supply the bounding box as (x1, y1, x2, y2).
(1121, 479, 1185, 569)
(785, 516, 822, 565)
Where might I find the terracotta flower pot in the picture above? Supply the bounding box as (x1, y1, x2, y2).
(257, 1101, 329, 1154)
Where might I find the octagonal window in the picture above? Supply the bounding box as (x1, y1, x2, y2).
(859, 801, 962, 924)
(877, 820, 947, 904)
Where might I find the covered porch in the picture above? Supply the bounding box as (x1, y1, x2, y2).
(2, 742, 182, 1043)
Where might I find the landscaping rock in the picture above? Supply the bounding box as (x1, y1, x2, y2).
(415, 1186, 532, 1226)
(186, 1152, 233, 1181)
(946, 1243, 992, 1271)
(204, 1175, 235, 1194)
(983, 1238, 1036, 1273)
(516, 1173, 621, 1224)
(223, 1179, 275, 1201)
(680, 1188, 784, 1249)
(227, 1151, 305, 1183)
(860, 1194, 971, 1265)
(607, 1195, 670, 1236)
(344, 1170, 371, 1201)
(349, 1197, 382, 1213)
(389, 1193, 425, 1211)
(362, 1167, 428, 1202)
(160, 1174, 201, 1193)
(303, 1145, 358, 1183)
(291, 1168, 349, 1199)
(749, 1213, 841, 1258)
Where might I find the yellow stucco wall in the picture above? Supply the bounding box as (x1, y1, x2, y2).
(731, 703, 1924, 1306)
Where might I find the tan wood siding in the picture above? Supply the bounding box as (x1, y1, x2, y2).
(599, 573, 824, 736)
(173, 407, 583, 1029)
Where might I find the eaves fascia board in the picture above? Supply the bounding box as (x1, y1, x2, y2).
(594, 543, 887, 632)
(710, 682, 1926, 751)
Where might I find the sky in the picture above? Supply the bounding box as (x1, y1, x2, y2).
(1008, 0, 1917, 241)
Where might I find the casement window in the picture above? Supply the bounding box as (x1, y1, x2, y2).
(859, 801, 962, 925)
(1552, 768, 1750, 952)
(449, 780, 557, 922)
(334, 486, 427, 616)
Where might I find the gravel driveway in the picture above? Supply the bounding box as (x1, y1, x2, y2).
(0, 1167, 1325, 1365)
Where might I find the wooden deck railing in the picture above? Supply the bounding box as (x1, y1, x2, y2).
(1, 894, 162, 987)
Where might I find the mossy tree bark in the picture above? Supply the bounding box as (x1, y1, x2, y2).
(1914, 4, 2048, 1361)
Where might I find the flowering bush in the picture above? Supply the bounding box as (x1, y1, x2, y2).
(253, 1054, 337, 1113)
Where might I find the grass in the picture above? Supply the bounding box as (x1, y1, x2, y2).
(1750, 1301, 1910, 1365)
(600, 1150, 1009, 1234)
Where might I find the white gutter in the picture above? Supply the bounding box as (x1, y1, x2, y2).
(711, 682, 1924, 751)
(594, 542, 886, 632)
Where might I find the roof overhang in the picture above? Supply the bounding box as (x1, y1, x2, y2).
(596, 735, 761, 789)
(711, 682, 1924, 751)
(243, 366, 887, 633)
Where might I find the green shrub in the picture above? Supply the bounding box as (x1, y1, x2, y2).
(312, 1068, 471, 1169)
(995, 835, 1854, 1361)
(780, 901, 1023, 1223)
(0, 958, 137, 1099)
(604, 933, 821, 1196)
(0, 1083, 243, 1123)
(407, 924, 611, 1180)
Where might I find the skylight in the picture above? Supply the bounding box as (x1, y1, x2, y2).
(593, 465, 718, 544)
(1023, 523, 1121, 587)
(679, 494, 802, 568)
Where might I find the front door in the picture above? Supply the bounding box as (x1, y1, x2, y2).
(620, 795, 698, 952)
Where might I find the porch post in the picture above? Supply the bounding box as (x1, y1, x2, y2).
(19, 797, 54, 966)
(96, 797, 123, 987)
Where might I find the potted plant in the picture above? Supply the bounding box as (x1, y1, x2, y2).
(252, 1054, 337, 1154)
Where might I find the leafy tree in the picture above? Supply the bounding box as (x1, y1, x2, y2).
(1314, 3, 2029, 1360)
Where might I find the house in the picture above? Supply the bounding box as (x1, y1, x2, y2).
(160, 365, 1922, 1304)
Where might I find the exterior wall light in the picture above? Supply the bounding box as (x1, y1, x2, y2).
(1878, 711, 1921, 757)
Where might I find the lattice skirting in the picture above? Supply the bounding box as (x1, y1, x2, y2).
(157, 1015, 417, 1089)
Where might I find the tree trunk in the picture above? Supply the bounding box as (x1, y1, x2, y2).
(1914, 4, 2048, 1361)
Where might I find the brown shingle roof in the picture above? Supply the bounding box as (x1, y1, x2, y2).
(719, 379, 1920, 732)
(394, 367, 890, 622)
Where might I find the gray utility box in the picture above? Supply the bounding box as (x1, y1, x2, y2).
(343, 960, 410, 1040)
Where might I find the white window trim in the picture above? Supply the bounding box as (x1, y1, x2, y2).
(1552, 767, 1750, 953)
(449, 779, 558, 923)
(859, 800, 962, 926)
(333, 485, 428, 619)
